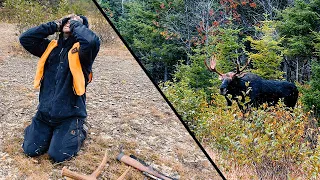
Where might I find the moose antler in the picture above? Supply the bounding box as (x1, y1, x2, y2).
(236, 58, 251, 74)
(61, 150, 108, 180)
(204, 56, 224, 76)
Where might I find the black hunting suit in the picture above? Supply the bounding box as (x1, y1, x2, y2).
(19, 16, 100, 162)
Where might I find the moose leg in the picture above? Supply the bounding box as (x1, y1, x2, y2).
(225, 96, 232, 106)
(235, 99, 244, 112)
(241, 94, 246, 103)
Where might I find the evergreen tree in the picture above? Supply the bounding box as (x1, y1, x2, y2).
(247, 21, 284, 79)
(301, 60, 320, 118)
(98, 0, 123, 21)
(209, 27, 245, 73)
(302, 31, 320, 118)
(276, 0, 320, 82)
(116, 1, 185, 82)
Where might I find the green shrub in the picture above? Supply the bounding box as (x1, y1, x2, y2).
(163, 67, 320, 178)
(301, 60, 320, 119)
(0, 0, 115, 45)
(89, 12, 118, 45)
(206, 100, 319, 179)
(2, 0, 89, 33)
(2, 0, 54, 33)
(161, 80, 213, 138)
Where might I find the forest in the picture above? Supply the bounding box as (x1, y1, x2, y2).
(99, 0, 320, 179)
(1, 0, 319, 178)
(0, 0, 222, 179)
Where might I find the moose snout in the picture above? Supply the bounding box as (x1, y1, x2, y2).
(220, 88, 227, 95)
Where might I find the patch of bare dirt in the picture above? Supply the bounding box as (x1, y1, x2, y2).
(0, 22, 222, 179)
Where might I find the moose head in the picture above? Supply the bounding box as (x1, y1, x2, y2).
(204, 56, 250, 101)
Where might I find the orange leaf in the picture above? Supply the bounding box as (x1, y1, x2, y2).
(249, 2, 257, 8)
(213, 21, 219, 27)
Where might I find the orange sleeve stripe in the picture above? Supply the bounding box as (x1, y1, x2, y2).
(68, 42, 86, 96)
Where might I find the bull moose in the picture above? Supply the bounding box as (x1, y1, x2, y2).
(204, 56, 299, 110)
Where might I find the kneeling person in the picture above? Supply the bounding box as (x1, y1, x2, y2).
(19, 14, 100, 162)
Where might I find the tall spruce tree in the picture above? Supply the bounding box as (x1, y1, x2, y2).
(247, 21, 284, 80)
(112, 1, 186, 82)
(276, 0, 320, 82)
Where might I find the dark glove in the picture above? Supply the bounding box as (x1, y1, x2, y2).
(54, 14, 75, 32)
(70, 15, 84, 24)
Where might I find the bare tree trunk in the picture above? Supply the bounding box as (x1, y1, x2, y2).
(122, 0, 125, 14)
(284, 56, 296, 82)
(185, 3, 191, 65)
(306, 60, 311, 81)
(283, 60, 288, 80)
(204, 0, 210, 46)
(287, 0, 295, 6)
(296, 58, 299, 82)
(164, 65, 168, 82)
(302, 59, 306, 83)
